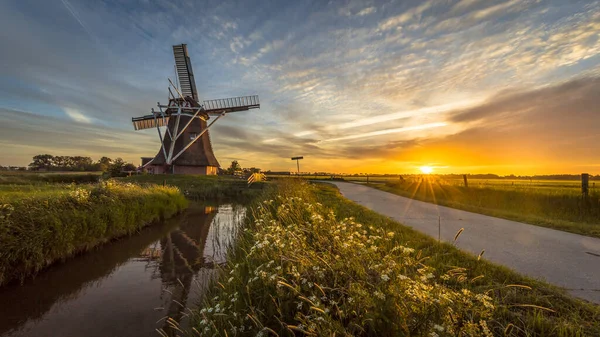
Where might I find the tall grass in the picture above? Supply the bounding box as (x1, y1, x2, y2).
(192, 180, 599, 336)
(0, 180, 188, 286)
(376, 179, 600, 238)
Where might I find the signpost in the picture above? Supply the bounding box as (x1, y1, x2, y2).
(291, 156, 304, 176)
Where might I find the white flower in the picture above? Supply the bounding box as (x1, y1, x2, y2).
(374, 291, 386, 300)
(433, 324, 444, 332)
(381, 274, 390, 282)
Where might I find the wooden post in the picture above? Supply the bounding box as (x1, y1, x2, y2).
(367, 175, 369, 184)
(463, 174, 468, 188)
(582, 173, 589, 197)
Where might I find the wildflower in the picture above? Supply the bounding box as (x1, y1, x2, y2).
(433, 324, 444, 332)
(374, 291, 386, 300)
(228, 277, 234, 283)
(347, 297, 354, 304)
(381, 274, 390, 282)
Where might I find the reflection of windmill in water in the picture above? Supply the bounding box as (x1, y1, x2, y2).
(157, 206, 218, 333)
(132, 44, 260, 174)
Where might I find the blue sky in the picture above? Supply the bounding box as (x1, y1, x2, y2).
(1, 0, 599, 173)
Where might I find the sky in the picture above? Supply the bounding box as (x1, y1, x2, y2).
(0, 0, 599, 174)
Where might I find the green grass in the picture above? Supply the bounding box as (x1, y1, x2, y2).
(120, 174, 266, 200)
(0, 180, 188, 286)
(368, 179, 600, 239)
(191, 179, 599, 336)
(0, 172, 101, 185)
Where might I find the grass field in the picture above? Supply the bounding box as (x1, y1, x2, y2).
(192, 179, 599, 336)
(121, 174, 266, 200)
(0, 179, 187, 286)
(0, 171, 101, 185)
(369, 177, 600, 238)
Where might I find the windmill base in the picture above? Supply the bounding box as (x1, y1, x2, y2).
(144, 165, 218, 175)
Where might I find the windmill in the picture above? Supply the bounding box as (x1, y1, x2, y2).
(132, 44, 260, 175)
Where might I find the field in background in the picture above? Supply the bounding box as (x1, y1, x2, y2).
(372, 178, 600, 238)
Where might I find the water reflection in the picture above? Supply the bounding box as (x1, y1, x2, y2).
(0, 203, 245, 337)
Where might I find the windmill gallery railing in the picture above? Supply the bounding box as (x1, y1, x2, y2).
(131, 95, 260, 131)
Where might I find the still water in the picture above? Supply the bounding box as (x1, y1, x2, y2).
(0, 203, 245, 337)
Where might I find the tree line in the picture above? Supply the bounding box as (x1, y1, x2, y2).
(27, 154, 137, 174)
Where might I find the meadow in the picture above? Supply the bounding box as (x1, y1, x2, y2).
(0, 177, 187, 286)
(0, 171, 101, 185)
(191, 179, 600, 337)
(371, 177, 600, 238)
(121, 174, 266, 200)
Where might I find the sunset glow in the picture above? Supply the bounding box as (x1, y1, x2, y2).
(0, 1, 598, 175)
(420, 166, 434, 174)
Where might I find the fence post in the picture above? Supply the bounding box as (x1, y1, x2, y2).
(582, 173, 589, 197)
(463, 174, 468, 188)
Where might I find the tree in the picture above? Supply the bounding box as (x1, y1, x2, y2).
(29, 154, 54, 171)
(226, 160, 242, 175)
(123, 163, 137, 171)
(97, 157, 112, 172)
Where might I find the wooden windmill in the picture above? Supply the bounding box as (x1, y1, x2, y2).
(132, 44, 260, 175)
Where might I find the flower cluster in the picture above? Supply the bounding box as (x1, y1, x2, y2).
(69, 188, 91, 203)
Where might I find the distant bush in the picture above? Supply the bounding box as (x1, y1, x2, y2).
(0, 180, 187, 286)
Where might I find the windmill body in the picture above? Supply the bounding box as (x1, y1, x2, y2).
(132, 44, 260, 175)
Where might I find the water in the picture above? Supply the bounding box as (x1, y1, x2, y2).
(0, 203, 245, 337)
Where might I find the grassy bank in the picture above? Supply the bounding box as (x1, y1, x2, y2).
(372, 179, 600, 238)
(121, 174, 266, 200)
(0, 180, 188, 286)
(192, 180, 599, 336)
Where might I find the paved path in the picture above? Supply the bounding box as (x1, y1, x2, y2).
(327, 182, 600, 304)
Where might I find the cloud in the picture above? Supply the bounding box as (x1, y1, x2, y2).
(357, 7, 376, 16)
(322, 122, 448, 143)
(63, 107, 92, 124)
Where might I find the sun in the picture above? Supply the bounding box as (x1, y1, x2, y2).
(420, 166, 434, 174)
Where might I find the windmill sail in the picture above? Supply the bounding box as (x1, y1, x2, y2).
(173, 44, 198, 101)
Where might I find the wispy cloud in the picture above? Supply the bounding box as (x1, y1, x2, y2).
(322, 122, 448, 142)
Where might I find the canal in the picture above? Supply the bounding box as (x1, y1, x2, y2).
(0, 202, 245, 337)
